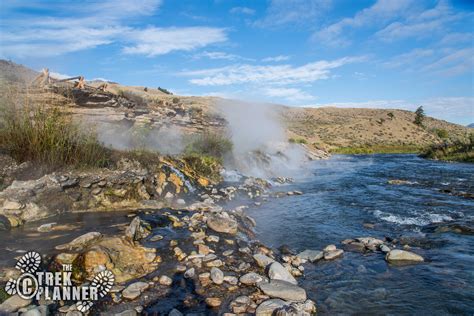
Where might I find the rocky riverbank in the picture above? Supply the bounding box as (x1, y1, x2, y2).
(0, 152, 434, 316)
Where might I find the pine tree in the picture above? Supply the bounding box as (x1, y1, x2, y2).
(414, 106, 425, 127)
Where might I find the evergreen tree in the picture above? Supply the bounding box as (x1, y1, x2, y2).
(414, 106, 425, 127)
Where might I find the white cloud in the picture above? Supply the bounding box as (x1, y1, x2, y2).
(254, 0, 332, 28)
(421, 48, 474, 76)
(262, 55, 291, 62)
(230, 7, 255, 15)
(375, 1, 466, 42)
(263, 87, 315, 102)
(310, 97, 474, 125)
(194, 51, 253, 61)
(0, 0, 227, 58)
(312, 0, 414, 46)
(183, 56, 364, 86)
(383, 48, 435, 68)
(123, 27, 227, 57)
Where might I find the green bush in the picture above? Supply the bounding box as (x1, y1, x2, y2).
(182, 153, 222, 182)
(0, 103, 110, 168)
(157, 87, 172, 95)
(421, 136, 474, 163)
(185, 132, 233, 159)
(435, 129, 449, 139)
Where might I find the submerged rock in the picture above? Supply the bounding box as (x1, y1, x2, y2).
(122, 282, 149, 300)
(240, 272, 264, 285)
(324, 249, 344, 260)
(296, 250, 323, 262)
(210, 267, 224, 285)
(385, 249, 424, 263)
(258, 280, 307, 302)
(55, 232, 103, 251)
(256, 299, 287, 316)
(0, 295, 31, 313)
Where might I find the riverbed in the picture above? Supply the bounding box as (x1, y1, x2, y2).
(247, 154, 474, 315)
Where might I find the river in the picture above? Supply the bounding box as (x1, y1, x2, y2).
(247, 154, 474, 315)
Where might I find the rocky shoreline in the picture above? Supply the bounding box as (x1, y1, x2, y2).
(0, 154, 429, 316)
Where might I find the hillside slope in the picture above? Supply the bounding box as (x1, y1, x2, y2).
(1, 60, 470, 154)
(284, 107, 471, 152)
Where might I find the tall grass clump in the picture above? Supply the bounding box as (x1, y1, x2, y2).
(0, 103, 110, 168)
(182, 132, 233, 182)
(185, 132, 233, 160)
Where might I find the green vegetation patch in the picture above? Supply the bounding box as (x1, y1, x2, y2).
(332, 144, 421, 155)
(0, 103, 111, 169)
(289, 137, 308, 144)
(421, 135, 474, 163)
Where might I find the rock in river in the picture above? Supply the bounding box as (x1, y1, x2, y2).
(122, 282, 149, 300)
(385, 249, 424, 263)
(206, 212, 238, 235)
(240, 272, 264, 285)
(258, 280, 307, 302)
(210, 267, 224, 285)
(296, 250, 323, 262)
(0, 295, 31, 313)
(256, 299, 287, 316)
(268, 262, 298, 285)
(253, 253, 275, 268)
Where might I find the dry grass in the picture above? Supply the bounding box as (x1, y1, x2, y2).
(0, 90, 110, 168)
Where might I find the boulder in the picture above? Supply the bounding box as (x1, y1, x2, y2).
(56, 232, 103, 251)
(210, 267, 224, 285)
(205, 297, 222, 307)
(268, 262, 298, 285)
(206, 212, 238, 235)
(81, 236, 159, 283)
(256, 299, 287, 316)
(324, 249, 344, 260)
(240, 272, 264, 285)
(258, 280, 307, 302)
(385, 250, 424, 263)
(122, 281, 149, 300)
(125, 217, 151, 241)
(296, 250, 323, 262)
(0, 295, 31, 313)
(253, 253, 275, 268)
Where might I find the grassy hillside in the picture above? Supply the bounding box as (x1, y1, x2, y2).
(1, 59, 471, 156)
(283, 107, 471, 153)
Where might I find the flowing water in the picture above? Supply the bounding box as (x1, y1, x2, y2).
(247, 154, 474, 315)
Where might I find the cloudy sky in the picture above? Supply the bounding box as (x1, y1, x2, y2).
(1, 0, 473, 124)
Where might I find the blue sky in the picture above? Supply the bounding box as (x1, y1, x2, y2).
(1, 0, 473, 124)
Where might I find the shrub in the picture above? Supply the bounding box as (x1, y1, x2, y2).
(185, 132, 233, 159)
(172, 97, 180, 104)
(157, 87, 172, 95)
(0, 103, 110, 168)
(387, 112, 395, 120)
(288, 137, 308, 144)
(435, 129, 449, 139)
(182, 153, 222, 182)
(421, 135, 474, 163)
